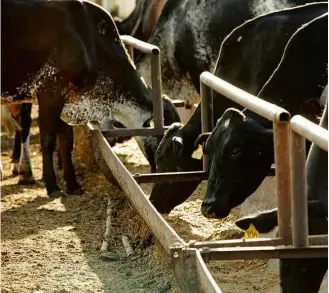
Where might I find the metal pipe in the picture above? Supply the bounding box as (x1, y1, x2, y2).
(100, 127, 168, 136)
(133, 166, 276, 184)
(133, 171, 208, 183)
(200, 81, 213, 171)
(290, 131, 308, 247)
(273, 121, 292, 245)
(205, 246, 328, 261)
(120, 35, 160, 55)
(290, 115, 328, 151)
(190, 235, 328, 249)
(151, 52, 164, 128)
(200, 72, 290, 122)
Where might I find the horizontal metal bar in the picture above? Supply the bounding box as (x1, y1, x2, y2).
(204, 246, 328, 261)
(120, 35, 160, 55)
(134, 166, 276, 184)
(94, 130, 186, 251)
(290, 115, 328, 151)
(172, 100, 186, 107)
(190, 235, 328, 249)
(88, 122, 168, 136)
(200, 72, 290, 122)
(133, 171, 209, 183)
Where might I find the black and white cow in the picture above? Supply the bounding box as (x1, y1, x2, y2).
(149, 3, 328, 213)
(136, 0, 325, 105)
(200, 13, 328, 218)
(1, 0, 178, 197)
(235, 94, 328, 293)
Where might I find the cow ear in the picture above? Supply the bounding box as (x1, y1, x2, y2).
(302, 98, 322, 117)
(193, 132, 211, 150)
(235, 208, 278, 233)
(172, 136, 184, 156)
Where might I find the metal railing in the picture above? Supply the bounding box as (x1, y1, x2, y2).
(200, 72, 292, 245)
(290, 115, 328, 248)
(89, 37, 328, 293)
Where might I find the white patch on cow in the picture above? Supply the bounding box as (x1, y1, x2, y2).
(237, 36, 243, 42)
(61, 72, 151, 129)
(250, 0, 292, 17)
(18, 135, 32, 174)
(224, 119, 230, 128)
(139, 0, 293, 104)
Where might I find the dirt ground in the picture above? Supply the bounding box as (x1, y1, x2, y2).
(0, 106, 326, 293)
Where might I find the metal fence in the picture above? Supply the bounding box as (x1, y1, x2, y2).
(90, 36, 328, 293)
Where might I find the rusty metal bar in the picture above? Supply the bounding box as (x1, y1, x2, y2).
(290, 130, 308, 247)
(290, 115, 328, 151)
(94, 130, 186, 252)
(200, 72, 290, 122)
(204, 246, 328, 261)
(190, 235, 328, 249)
(133, 171, 208, 183)
(151, 51, 164, 128)
(200, 72, 292, 245)
(273, 121, 292, 245)
(133, 166, 276, 183)
(289, 115, 328, 248)
(121, 35, 164, 129)
(170, 247, 222, 293)
(200, 81, 213, 171)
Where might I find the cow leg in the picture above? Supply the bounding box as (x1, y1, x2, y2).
(38, 95, 64, 198)
(16, 104, 35, 184)
(10, 129, 21, 176)
(58, 121, 83, 195)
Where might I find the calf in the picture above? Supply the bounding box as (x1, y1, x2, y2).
(200, 13, 328, 218)
(149, 3, 328, 213)
(1, 0, 177, 197)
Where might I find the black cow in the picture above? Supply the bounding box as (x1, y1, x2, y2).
(149, 3, 328, 213)
(136, 0, 324, 105)
(234, 97, 328, 293)
(1, 0, 178, 197)
(200, 13, 328, 218)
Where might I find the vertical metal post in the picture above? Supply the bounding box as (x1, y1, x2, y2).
(273, 121, 292, 245)
(151, 51, 164, 128)
(290, 131, 309, 247)
(200, 82, 213, 171)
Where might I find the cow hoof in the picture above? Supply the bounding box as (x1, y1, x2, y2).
(66, 185, 84, 196)
(18, 175, 36, 185)
(48, 190, 66, 198)
(11, 163, 19, 176)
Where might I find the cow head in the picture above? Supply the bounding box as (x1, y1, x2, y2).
(149, 122, 203, 213)
(235, 200, 328, 293)
(55, 1, 154, 129)
(200, 108, 274, 218)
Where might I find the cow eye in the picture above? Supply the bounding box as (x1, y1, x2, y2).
(98, 19, 107, 35)
(229, 147, 243, 159)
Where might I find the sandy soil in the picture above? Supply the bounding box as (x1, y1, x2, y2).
(1, 106, 326, 293)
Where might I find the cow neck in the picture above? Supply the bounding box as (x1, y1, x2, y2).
(179, 105, 202, 146)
